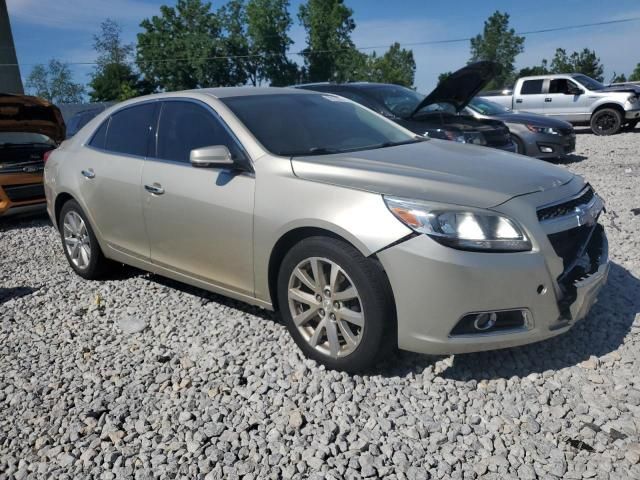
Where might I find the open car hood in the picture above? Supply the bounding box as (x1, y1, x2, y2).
(0, 93, 66, 144)
(411, 61, 499, 117)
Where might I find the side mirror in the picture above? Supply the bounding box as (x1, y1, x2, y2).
(190, 145, 235, 168)
(566, 87, 583, 95)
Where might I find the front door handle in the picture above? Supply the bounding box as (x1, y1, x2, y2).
(545, 97, 552, 102)
(144, 183, 165, 195)
(515, 98, 523, 104)
(81, 169, 95, 179)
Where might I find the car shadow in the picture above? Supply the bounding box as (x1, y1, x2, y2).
(0, 286, 39, 304)
(0, 211, 51, 232)
(551, 153, 589, 165)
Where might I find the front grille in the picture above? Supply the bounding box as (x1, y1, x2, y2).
(537, 186, 594, 221)
(547, 224, 593, 269)
(3, 183, 45, 202)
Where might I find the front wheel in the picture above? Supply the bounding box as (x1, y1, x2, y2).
(277, 237, 394, 372)
(590, 108, 622, 136)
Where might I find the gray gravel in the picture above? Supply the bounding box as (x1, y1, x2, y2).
(1, 128, 640, 479)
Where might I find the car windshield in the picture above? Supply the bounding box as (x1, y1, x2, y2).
(467, 97, 511, 115)
(0, 132, 56, 147)
(364, 85, 424, 118)
(221, 93, 420, 156)
(572, 74, 605, 91)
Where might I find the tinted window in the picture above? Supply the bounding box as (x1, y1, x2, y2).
(549, 79, 579, 94)
(89, 118, 109, 149)
(156, 101, 244, 163)
(104, 103, 156, 157)
(221, 93, 417, 157)
(520, 79, 543, 95)
(365, 85, 424, 118)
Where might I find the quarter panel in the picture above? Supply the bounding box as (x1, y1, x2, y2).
(252, 156, 411, 303)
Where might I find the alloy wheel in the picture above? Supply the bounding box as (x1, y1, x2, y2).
(595, 112, 616, 134)
(63, 211, 92, 269)
(287, 257, 364, 358)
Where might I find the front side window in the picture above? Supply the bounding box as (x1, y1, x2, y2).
(548, 79, 581, 94)
(221, 93, 417, 157)
(520, 79, 544, 95)
(155, 101, 244, 163)
(103, 103, 156, 157)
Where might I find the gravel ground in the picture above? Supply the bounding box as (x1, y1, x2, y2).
(1, 129, 640, 480)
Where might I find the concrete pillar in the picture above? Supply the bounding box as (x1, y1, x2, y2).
(0, 0, 24, 94)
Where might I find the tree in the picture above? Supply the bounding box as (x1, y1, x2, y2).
(628, 63, 640, 82)
(218, 0, 298, 87)
(438, 71, 453, 83)
(298, 0, 365, 82)
(26, 59, 84, 103)
(517, 59, 549, 78)
(549, 48, 604, 81)
(89, 19, 147, 101)
(610, 72, 627, 84)
(365, 43, 415, 87)
(245, 0, 298, 86)
(136, 0, 239, 91)
(469, 11, 524, 89)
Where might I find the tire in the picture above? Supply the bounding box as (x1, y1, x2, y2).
(59, 199, 111, 279)
(512, 136, 525, 155)
(590, 108, 623, 136)
(277, 236, 394, 372)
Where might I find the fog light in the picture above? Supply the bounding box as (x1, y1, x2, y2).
(540, 146, 554, 153)
(450, 309, 531, 336)
(473, 312, 497, 330)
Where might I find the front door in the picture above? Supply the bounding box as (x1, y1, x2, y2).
(544, 78, 592, 122)
(141, 100, 255, 296)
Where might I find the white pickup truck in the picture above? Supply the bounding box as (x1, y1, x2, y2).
(480, 73, 640, 135)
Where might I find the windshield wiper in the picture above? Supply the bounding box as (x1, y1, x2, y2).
(369, 137, 426, 150)
(0, 142, 54, 148)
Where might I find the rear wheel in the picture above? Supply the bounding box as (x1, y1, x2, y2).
(59, 200, 111, 279)
(590, 108, 622, 135)
(277, 237, 394, 372)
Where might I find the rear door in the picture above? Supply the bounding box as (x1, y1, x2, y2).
(80, 102, 156, 260)
(141, 99, 255, 296)
(513, 79, 546, 114)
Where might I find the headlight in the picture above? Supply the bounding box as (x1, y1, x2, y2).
(526, 125, 561, 135)
(628, 96, 638, 104)
(384, 197, 532, 252)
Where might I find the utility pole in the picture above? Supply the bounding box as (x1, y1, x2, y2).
(0, 0, 24, 94)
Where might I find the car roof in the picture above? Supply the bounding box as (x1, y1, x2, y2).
(188, 86, 312, 99)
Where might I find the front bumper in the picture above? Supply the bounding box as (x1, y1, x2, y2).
(0, 172, 46, 216)
(624, 107, 640, 120)
(523, 133, 576, 159)
(377, 225, 609, 355)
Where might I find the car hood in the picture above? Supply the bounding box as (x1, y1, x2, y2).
(411, 61, 499, 117)
(0, 93, 66, 144)
(600, 84, 640, 95)
(493, 111, 573, 128)
(291, 140, 573, 209)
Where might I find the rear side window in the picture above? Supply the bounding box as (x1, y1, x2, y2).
(104, 103, 156, 157)
(156, 101, 244, 163)
(520, 79, 543, 95)
(88, 118, 109, 149)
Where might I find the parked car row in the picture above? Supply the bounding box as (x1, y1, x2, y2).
(41, 86, 610, 371)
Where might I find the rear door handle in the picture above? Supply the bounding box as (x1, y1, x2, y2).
(515, 99, 523, 104)
(545, 98, 552, 102)
(81, 169, 95, 179)
(144, 183, 165, 195)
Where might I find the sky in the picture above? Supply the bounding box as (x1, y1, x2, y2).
(6, 0, 640, 95)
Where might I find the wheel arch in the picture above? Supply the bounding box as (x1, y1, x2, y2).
(591, 102, 625, 118)
(54, 191, 76, 228)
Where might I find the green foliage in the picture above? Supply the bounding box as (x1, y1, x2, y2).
(517, 59, 549, 78)
(136, 0, 239, 91)
(26, 59, 84, 104)
(220, 0, 299, 87)
(89, 19, 148, 101)
(549, 48, 604, 81)
(298, 0, 363, 82)
(437, 71, 453, 83)
(364, 43, 416, 87)
(610, 72, 627, 84)
(469, 11, 524, 89)
(628, 63, 640, 82)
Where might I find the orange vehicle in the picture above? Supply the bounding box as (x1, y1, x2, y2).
(0, 93, 65, 216)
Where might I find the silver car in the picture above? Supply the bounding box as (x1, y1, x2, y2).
(44, 88, 609, 371)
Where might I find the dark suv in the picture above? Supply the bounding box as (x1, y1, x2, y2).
(294, 62, 515, 152)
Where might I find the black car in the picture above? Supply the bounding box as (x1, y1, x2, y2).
(294, 62, 515, 152)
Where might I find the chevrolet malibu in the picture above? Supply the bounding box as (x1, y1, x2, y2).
(44, 88, 609, 372)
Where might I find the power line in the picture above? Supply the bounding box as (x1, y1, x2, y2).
(2, 15, 639, 67)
